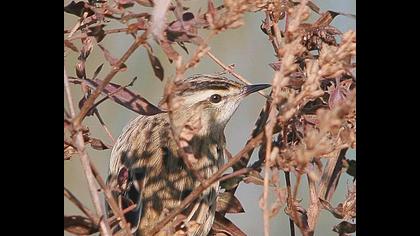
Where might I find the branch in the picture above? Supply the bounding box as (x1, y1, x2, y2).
(90, 162, 132, 235)
(64, 187, 100, 224)
(65, 65, 112, 236)
(73, 31, 149, 127)
(307, 148, 347, 232)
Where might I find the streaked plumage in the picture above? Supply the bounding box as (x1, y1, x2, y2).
(106, 75, 270, 235)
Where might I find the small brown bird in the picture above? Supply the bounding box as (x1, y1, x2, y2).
(106, 75, 270, 235)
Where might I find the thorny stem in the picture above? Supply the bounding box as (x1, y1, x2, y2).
(73, 31, 149, 127)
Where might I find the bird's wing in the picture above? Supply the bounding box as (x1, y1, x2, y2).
(107, 114, 174, 233)
(106, 115, 149, 233)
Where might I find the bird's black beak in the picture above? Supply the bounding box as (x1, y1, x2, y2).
(242, 84, 271, 96)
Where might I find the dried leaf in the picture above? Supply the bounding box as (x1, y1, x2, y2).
(98, 44, 119, 67)
(344, 159, 356, 178)
(64, 1, 94, 17)
(92, 63, 104, 80)
(319, 198, 343, 219)
(87, 25, 106, 42)
(220, 176, 242, 191)
(70, 78, 163, 115)
(211, 212, 246, 236)
(327, 79, 352, 109)
(332, 221, 356, 234)
(269, 61, 282, 71)
(166, 12, 198, 43)
(160, 39, 180, 62)
(76, 61, 86, 79)
(216, 192, 245, 214)
(64, 215, 98, 235)
(89, 138, 111, 150)
(135, 0, 154, 7)
(64, 40, 78, 52)
(307, 1, 320, 14)
(270, 187, 287, 217)
(145, 45, 164, 80)
(64, 145, 77, 160)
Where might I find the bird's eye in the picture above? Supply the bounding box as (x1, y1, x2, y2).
(210, 94, 222, 103)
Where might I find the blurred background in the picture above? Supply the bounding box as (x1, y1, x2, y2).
(64, 0, 355, 235)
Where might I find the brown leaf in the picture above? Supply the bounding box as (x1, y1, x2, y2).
(87, 25, 106, 42)
(92, 63, 104, 80)
(211, 212, 246, 236)
(145, 45, 164, 80)
(89, 138, 111, 150)
(70, 78, 163, 115)
(64, 1, 94, 17)
(98, 44, 119, 67)
(64, 215, 98, 235)
(332, 221, 356, 234)
(216, 192, 245, 214)
(135, 0, 154, 7)
(64, 40, 78, 52)
(64, 144, 77, 160)
(307, 1, 321, 14)
(319, 198, 343, 219)
(80, 37, 94, 60)
(76, 61, 86, 79)
(160, 39, 180, 62)
(166, 12, 198, 43)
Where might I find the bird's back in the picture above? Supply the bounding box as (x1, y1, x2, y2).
(107, 113, 225, 235)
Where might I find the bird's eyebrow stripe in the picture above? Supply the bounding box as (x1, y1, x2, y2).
(190, 81, 232, 90)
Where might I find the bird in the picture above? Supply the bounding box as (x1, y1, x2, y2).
(106, 74, 270, 236)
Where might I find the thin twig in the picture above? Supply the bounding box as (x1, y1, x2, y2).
(64, 67, 76, 118)
(263, 105, 276, 236)
(284, 172, 295, 236)
(206, 51, 269, 98)
(64, 187, 100, 224)
(219, 167, 254, 183)
(65, 64, 112, 236)
(73, 130, 113, 236)
(67, 28, 132, 41)
(306, 168, 319, 231)
(73, 31, 149, 127)
(90, 162, 132, 236)
(94, 110, 116, 144)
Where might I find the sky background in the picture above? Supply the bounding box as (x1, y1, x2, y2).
(64, 1, 355, 235)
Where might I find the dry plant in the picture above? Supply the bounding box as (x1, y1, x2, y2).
(64, 0, 356, 235)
